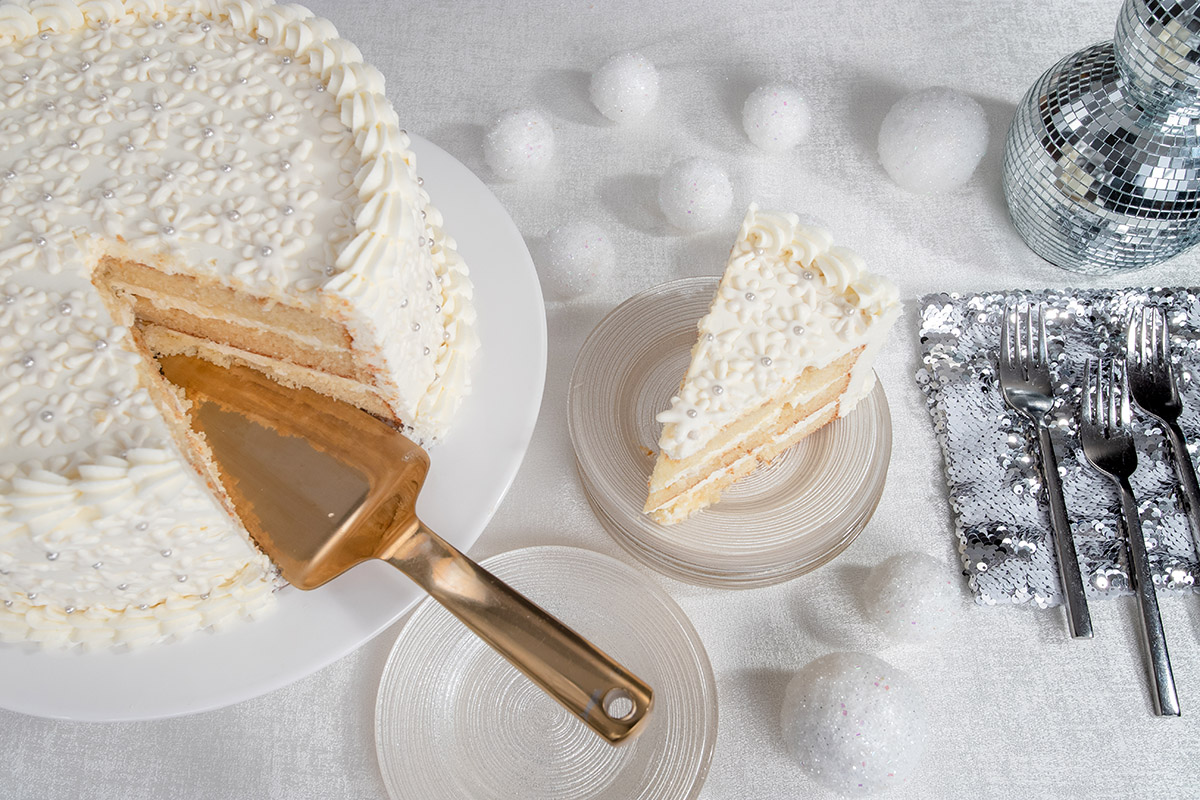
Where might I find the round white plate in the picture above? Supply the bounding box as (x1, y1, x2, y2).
(0, 135, 547, 722)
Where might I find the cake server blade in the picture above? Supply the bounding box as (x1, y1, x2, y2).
(157, 354, 653, 744)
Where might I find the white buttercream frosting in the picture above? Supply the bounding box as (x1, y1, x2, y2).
(655, 204, 899, 462)
(0, 0, 477, 647)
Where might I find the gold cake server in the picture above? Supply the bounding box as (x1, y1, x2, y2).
(158, 354, 653, 744)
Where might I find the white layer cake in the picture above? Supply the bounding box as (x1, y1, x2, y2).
(0, 0, 478, 648)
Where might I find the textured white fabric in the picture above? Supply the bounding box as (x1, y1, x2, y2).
(7, 0, 1200, 797)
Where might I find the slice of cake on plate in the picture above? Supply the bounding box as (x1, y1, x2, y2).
(644, 205, 899, 525)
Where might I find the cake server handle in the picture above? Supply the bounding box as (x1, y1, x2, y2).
(382, 520, 654, 744)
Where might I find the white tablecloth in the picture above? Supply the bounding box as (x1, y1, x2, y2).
(8, 1, 1200, 797)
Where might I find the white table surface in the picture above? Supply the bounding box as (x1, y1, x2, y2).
(8, 1, 1200, 797)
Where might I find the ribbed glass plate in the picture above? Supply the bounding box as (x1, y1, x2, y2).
(569, 277, 892, 588)
(375, 546, 717, 800)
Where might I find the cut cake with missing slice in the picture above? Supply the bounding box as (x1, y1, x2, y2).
(643, 205, 900, 525)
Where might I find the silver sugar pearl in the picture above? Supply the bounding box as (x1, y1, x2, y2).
(65, 606, 74, 614)
(27, 593, 36, 601)
(188, 64, 197, 73)
(257, 36, 268, 45)
(39, 33, 48, 40)
(754, 247, 764, 256)
(711, 385, 724, 395)
(117, 584, 128, 590)
(426, 280, 432, 290)
(153, 20, 164, 28)
(687, 430, 698, 439)
(94, 339, 107, 350)
(58, 302, 71, 315)
(136, 522, 148, 531)
(417, 176, 424, 186)
(20, 355, 35, 368)
(3, 601, 9, 607)
(745, 291, 755, 301)
(34, 236, 46, 247)
(160, 549, 171, 557)
(200, 22, 212, 32)
(141, 54, 151, 62)
(92, 562, 102, 569)
(109, 396, 121, 406)
(3, 170, 14, 180)
(421, 210, 426, 219)
(43, 101, 55, 110)
(260, 245, 273, 257)
(177, 575, 187, 582)
(98, 93, 108, 102)
(705, 333, 714, 342)
(138, 604, 148, 610)
(323, 265, 335, 276)
(20, 73, 29, 82)
(412, 323, 420, 332)
(39, 410, 54, 422)
(221, 163, 232, 172)
(793, 325, 805, 335)
(239, 77, 247, 85)
(200, 593, 210, 600)
(79, 61, 91, 72)
(102, 189, 114, 199)
(423, 347, 430, 356)
(202, 127, 214, 138)
(152, 102, 163, 111)
(265, 112, 275, 121)
(161, 225, 175, 236)
(279, 160, 291, 171)
(761, 356, 773, 366)
(68, 140, 79, 149)
(315, 83, 325, 92)
(282, 205, 293, 215)
(400, 298, 408, 308)
(686, 409, 698, 418)
(226, 210, 241, 221)
(163, 171, 174, 181)
(803, 270, 815, 280)
(124, 143, 135, 152)
(281, 56, 292, 65)
(443, 331, 450, 341)
(46, 551, 58, 560)
(42, 192, 52, 202)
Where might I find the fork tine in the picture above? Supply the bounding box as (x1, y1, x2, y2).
(1126, 309, 1138, 365)
(1023, 302, 1034, 376)
(1036, 303, 1048, 367)
(1156, 306, 1170, 367)
(1084, 357, 1097, 424)
(1000, 300, 1013, 371)
(1117, 358, 1132, 426)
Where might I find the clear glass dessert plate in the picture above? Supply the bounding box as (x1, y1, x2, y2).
(569, 277, 892, 588)
(0, 135, 547, 721)
(375, 546, 718, 800)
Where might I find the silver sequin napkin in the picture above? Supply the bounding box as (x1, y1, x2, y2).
(917, 288, 1200, 607)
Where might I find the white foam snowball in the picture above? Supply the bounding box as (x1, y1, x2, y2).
(658, 157, 733, 231)
(540, 222, 614, 299)
(590, 52, 659, 122)
(877, 86, 988, 193)
(861, 552, 957, 642)
(781, 652, 928, 797)
(742, 83, 810, 151)
(483, 108, 555, 181)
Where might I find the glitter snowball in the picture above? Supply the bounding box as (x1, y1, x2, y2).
(877, 86, 988, 194)
(658, 157, 733, 231)
(539, 221, 614, 299)
(483, 108, 555, 181)
(781, 652, 928, 797)
(590, 52, 659, 123)
(861, 552, 957, 642)
(742, 83, 810, 151)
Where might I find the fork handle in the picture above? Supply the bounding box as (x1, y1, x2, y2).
(1036, 426, 1093, 638)
(1116, 478, 1181, 717)
(1162, 420, 1200, 562)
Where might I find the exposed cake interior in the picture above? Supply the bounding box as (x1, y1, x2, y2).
(92, 252, 397, 422)
(644, 205, 900, 525)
